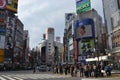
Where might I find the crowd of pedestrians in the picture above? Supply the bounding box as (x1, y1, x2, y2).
(53, 63, 112, 78)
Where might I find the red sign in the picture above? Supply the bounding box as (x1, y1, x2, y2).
(73, 39, 78, 60)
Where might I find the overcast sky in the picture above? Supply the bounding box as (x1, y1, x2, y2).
(18, 0, 103, 49)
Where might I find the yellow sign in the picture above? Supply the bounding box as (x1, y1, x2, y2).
(5, 0, 18, 13)
(0, 49, 4, 63)
(0, 49, 4, 55)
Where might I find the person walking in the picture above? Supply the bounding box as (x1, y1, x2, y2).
(70, 65, 74, 77)
(33, 63, 36, 73)
(79, 64, 84, 77)
(64, 64, 68, 75)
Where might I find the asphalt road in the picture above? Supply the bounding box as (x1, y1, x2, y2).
(0, 70, 120, 80)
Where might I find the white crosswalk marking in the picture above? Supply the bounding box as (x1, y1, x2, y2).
(1, 75, 16, 80)
(0, 73, 70, 80)
(0, 76, 7, 80)
(13, 77, 23, 80)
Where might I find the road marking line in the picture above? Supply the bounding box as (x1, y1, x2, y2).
(0, 76, 6, 80)
(1, 75, 16, 80)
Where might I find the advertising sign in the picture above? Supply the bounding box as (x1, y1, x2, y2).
(0, 49, 4, 63)
(0, 0, 6, 8)
(5, 0, 18, 13)
(79, 39, 94, 55)
(0, 35, 5, 49)
(65, 13, 75, 22)
(0, 11, 6, 24)
(76, 0, 91, 14)
(74, 18, 94, 39)
(0, 0, 18, 13)
(5, 17, 15, 50)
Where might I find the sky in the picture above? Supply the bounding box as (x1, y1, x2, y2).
(18, 0, 103, 49)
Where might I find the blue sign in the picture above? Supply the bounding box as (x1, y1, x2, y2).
(0, 29, 6, 32)
(74, 18, 94, 40)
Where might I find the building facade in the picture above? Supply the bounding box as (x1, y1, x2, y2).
(63, 13, 76, 64)
(102, 0, 120, 70)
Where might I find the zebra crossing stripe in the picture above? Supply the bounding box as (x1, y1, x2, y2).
(13, 77, 23, 80)
(1, 75, 16, 80)
(0, 76, 6, 80)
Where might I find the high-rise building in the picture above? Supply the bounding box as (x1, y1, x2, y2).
(38, 27, 63, 66)
(102, 0, 120, 69)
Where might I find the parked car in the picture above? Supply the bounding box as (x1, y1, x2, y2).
(38, 65, 47, 72)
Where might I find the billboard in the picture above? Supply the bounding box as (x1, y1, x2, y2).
(76, 0, 91, 14)
(5, 0, 18, 13)
(0, 0, 18, 13)
(78, 39, 94, 55)
(74, 18, 94, 39)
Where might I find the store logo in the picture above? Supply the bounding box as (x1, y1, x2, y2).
(0, 0, 6, 8)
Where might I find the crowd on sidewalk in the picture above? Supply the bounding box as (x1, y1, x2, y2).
(53, 63, 113, 78)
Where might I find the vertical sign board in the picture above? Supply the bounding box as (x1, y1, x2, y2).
(0, 35, 5, 49)
(65, 13, 75, 30)
(73, 39, 78, 61)
(0, 49, 4, 63)
(5, 17, 15, 51)
(76, 0, 91, 14)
